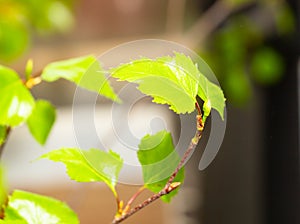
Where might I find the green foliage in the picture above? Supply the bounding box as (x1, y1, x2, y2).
(26, 100, 56, 145)
(137, 131, 184, 202)
(41, 55, 119, 102)
(40, 148, 123, 197)
(3, 190, 79, 223)
(0, 66, 35, 127)
(0, 51, 226, 222)
(112, 52, 225, 118)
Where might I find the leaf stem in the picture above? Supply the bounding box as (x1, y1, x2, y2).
(112, 102, 205, 223)
(0, 127, 11, 159)
(123, 186, 146, 214)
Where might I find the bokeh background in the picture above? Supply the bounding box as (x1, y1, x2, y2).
(1, 0, 299, 223)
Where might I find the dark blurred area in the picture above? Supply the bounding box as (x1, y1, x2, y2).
(1, 0, 299, 223)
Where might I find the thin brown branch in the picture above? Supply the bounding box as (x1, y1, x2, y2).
(112, 102, 205, 223)
(123, 186, 146, 215)
(112, 182, 181, 224)
(182, 0, 235, 49)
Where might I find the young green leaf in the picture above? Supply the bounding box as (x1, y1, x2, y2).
(0, 65, 35, 127)
(111, 52, 225, 118)
(111, 53, 198, 114)
(137, 130, 184, 202)
(26, 100, 56, 145)
(40, 148, 123, 196)
(41, 55, 119, 102)
(197, 74, 226, 120)
(3, 190, 79, 224)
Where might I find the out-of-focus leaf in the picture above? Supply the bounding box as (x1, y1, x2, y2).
(274, 3, 295, 34)
(40, 148, 123, 196)
(0, 65, 35, 127)
(3, 190, 79, 223)
(0, 21, 29, 61)
(225, 0, 254, 7)
(26, 100, 56, 145)
(251, 47, 284, 85)
(137, 131, 184, 202)
(41, 55, 119, 102)
(224, 67, 251, 106)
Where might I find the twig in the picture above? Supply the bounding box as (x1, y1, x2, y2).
(112, 102, 205, 223)
(0, 127, 11, 159)
(112, 182, 181, 224)
(122, 186, 146, 214)
(182, 0, 235, 49)
(165, 0, 186, 34)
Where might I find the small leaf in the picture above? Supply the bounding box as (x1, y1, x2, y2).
(25, 59, 33, 81)
(40, 148, 123, 196)
(26, 100, 56, 145)
(0, 65, 35, 127)
(198, 74, 226, 120)
(41, 55, 119, 102)
(137, 131, 184, 202)
(3, 190, 79, 223)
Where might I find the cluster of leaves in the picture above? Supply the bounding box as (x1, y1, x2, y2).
(0, 52, 225, 223)
(201, 0, 295, 105)
(0, 0, 74, 61)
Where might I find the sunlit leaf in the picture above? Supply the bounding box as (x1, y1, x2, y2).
(111, 52, 225, 118)
(137, 131, 184, 202)
(3, 190, 79, 223)
(40, 148, 123, 196)
(26, 100, 56, 145)
(111, 53, 198, 114)
(0, 65, 35, 127)
(41, 55, 119, 102)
